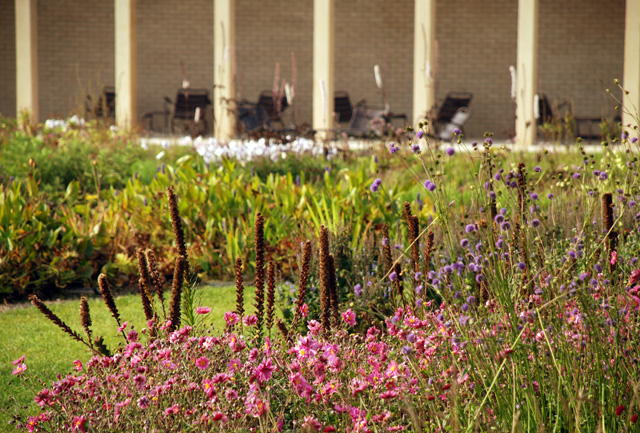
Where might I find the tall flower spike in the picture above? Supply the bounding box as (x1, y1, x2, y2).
(168, 254, 187, 332)
(79, 295, 93, 345)
(423, 230, 434, 289)
(382, 224, 393, 275)
(30, 295, 86, 346)
(98, 273, 120, 326)
(254, 213, 266, 337)
(266, 262, 276, 333)
(292, 240, 311, 329)
(319, 225, 332, 332)
(145, 249, 165, 304)
(136, 248, 154, 322)
(235, 257, 245, 317)
(275, 318, 289, 341)
(167, 186, 188, 258)
(602, 192, 618, 271)
(410, 215, 420, 274)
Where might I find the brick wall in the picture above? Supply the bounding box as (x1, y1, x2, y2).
(0, 0, 16, 118)
(0, 0, 626, 138)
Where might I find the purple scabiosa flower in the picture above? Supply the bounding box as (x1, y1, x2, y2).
(500, 221, 511, 231)
(461, 303, 469, 312)
(534, 166, 541, 172)
(572, 173, 581, 180)
(382, 237, 389, 246)
(388, 142, 398, 154)
(467, 295, 476, 305)
(415, 285, 423, 294)
(460, 238, 470, 248)
(389, 272, 397, 282)
(531, 219, 540, 228)
(407, 333, 416, 343)
(414, 271, 423, 281)
(465, 224, 476, 233)
(494, 214, 505, 224)
(446, 147, 455, 156)
(547, 193, 554, 199)
(412, 144, 421, 154)
(354, 284, 362, 297)
(599, 172, 609, 180)
(496, 238, 505, 249)
(530, 192, 539, 200)
(370, 178, 382, 192)
(594, 263, 602, 273)
(500, 207, 507, 215)
(578, 272, 588, 282)
(517, 262, 526, 271)
(476, 274, 485, 283)
(416, 130, 425, 139)
(423, 180, 436, 191)
(393, 244, 403, 250)
(494, 173, 501, 181)
(568, 250, 578, 260)
(484, 137, 493, 145)
(452, 128, 461, 136)
(632, 137, 638, 144)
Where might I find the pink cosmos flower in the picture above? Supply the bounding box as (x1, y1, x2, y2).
(202, 378, 215, 398)
(195, 356, 210, 370)
(224, 311, 240, 325)
(71, 415, 88, 432)
(227, 358, 242, 373)
(307, 319, 321, 335)
(12, 355, 25, 365)
(196, 306, 211, 315)
(302, 416, 322, 431)
(164, 404, 180, 416)
(12, 363, 27, 375)
(300, 303, 309, 317)
(25, 416, 37, 433)
(72, 360, 83, 372)
(255, 358, 275, 383)
(212, 412, 228, 423)
(243, 314, 258, 326)
(137, 395, 150, 409)
(342, 309, 357, 327)
(611, 251, 617, 266)
(380, 390, 398, 400)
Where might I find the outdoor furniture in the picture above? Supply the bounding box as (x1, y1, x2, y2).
(86, 86, 116, 119)
(438, 107, 473, 140)
(141, 97, 172, 134)
(236, 99, 268, 133)
(431, 91, 473, 137)
(169, 88, 212, 135)
(256, 90, 289, 128)
(535, 93, 603, 140)
(334, 91, 365, 124)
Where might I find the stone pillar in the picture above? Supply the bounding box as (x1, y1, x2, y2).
(413, 0, 436, 127)
(515, 0, 538, 146)
(623, 0, 640, 138)
(313, 0, 334, 137)
(15, 0, 38, 122)
(114, 0, 137, 129)
(214, 0, 236, 141)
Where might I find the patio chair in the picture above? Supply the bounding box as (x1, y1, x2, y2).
(432, 91, 473, 137)
(535, 93, 603, 141)
(256, 90, 289, 128)
(169, 88, 212, 135)
(236, 99, 269, 133)
(438, 107, 473, 140)
(334, 91, 365, 125)
(86, 86, 116, 119)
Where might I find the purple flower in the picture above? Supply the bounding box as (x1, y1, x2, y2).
(632, 137, 638, 144)
(389, 272, 397, 282)
(467, 295, 476, 305)
(494, 214, 505, 224)
(547, 193, 554, 199)
(370, 178, 382, 192)
(465, 224, 476, 233)
(460, 238, 470, 248)
(534, 166, 541, 172)
(412, 144, 421, 154)
(531, 219, 540, 228)
(446, 147, 455, 156)
(416, 130, 425, 139)
(388, 142, 399, 154)
(529, 193, 538, 200)
(568, 250, 577, 260)
(572, 173, 581, 180)
(423, 180, 436, 191)
(599, 172, 609, 180)
(382, 237, 389, 246)
(500, 221, 511, 231)
(517, 262, 526, 271)
(414, 271, 422, 281)
(354, 284, 362, 296)
(494, 173, 501, 181)
(452, 128, 461, 136)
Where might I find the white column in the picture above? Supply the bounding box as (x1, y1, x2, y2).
(114, 0, 137, 129)
(515, 0, 538, 146)
(313, 0, 334, 137)
(413, 0, 436, 126)
(623, 0, 640, 138)
(15, 0, 38, 122)
(214, 0, 236, 141)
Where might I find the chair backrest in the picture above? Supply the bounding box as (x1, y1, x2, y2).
(257, 90, 288, 121)
(349, 107, 386, 133)
(173, 89, 211, 119)
(437, 92, 473, 123)
(334, 91, 353, 123)
(536, 93, 553, 125)
(438, 107, 473, 140)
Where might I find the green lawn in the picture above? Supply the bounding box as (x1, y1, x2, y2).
(0, 284, 254, 432)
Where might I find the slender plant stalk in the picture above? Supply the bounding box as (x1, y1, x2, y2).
(168, 255, 187, 332)
(98, 273, 121, 327)
(291, 240, 311, 329)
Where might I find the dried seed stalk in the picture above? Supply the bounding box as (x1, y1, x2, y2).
(98, 273, 121, 326)
(235, 257, 245, 317)
(168, 254, 187, 332)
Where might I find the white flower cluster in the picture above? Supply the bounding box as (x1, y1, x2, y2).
(43, 115, 85, 131)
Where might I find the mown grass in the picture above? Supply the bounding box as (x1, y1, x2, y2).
(0, 284, 254, 432)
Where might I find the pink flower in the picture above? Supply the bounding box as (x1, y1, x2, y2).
(12, 355, 25, 365)
(224, 311, 240, 325)
(25, 416, 38, 432)
(71, 415, 88, 432)
(255, 358, 275, 383)
(164, 404, 180, 416)
(202, 378, 215, 398)
(243, 314, 258, 326)
(380, 390, 398, 400)
(212, 412, 228, 423)
(308, 319, 321, 335)
(72, 360, 83, 372)
(12, 363, 27, 375)
(137, 395, 150, 409)
(302, 416, 322, 431)
(196, 306, 211, 315)
(195, 356, 210, 370)
(611, 251, 617, 266)
(300, 303, 309, 317)
(117, 321, 128, 333)
(342, 309, 357, 327)
(227, 358, 242, 373)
